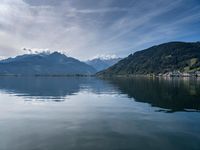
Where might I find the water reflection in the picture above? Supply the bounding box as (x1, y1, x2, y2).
(0, 77, 116, 101)
(0, 76, 199, 112)
(0, 77, 200, 150)
(106, 77, 200, 112)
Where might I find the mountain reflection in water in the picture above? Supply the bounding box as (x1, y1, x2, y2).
(0, 77, 117, 100)
(106, 77, 200, 112)
(0, 77, 200, 150)
(0, 77, 199, 112)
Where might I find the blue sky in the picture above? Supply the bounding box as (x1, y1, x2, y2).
(0, 0, 200, 60)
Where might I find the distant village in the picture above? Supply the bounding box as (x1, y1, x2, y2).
(158, 71, 200, 77)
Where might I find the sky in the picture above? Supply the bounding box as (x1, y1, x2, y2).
(0, 0, 200, 60)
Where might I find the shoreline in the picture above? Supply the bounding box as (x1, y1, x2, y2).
(0, 74, 95, 77)
(0, 73, 199, 78)
(96, 74, 200, 78)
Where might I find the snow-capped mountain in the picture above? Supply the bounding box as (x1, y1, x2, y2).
(86, 57, 122, 72)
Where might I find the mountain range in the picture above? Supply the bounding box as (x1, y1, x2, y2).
(97, 41, 200, 76)
(0, 52, 96, 76)
(1, 41, 200, 76)
(85, 57, 122, 72)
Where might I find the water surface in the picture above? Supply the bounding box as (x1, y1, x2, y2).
(0, 77, 199, 150)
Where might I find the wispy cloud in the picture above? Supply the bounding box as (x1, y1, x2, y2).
(0, 0, 200, 60)
(68, 7, 131, 14)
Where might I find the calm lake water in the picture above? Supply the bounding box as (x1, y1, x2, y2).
(0, 77, 200, 150)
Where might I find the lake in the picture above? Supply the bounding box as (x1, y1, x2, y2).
(0, 77, 200, 150)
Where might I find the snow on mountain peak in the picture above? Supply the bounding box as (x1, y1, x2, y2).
(90, 54, 119, 60)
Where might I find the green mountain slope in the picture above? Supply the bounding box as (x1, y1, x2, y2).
(97, 42, 200, 76)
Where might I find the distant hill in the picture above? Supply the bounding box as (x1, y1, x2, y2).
(97, 42, 200, 76)
(86, 58, 122, 72)
(0, 52, 96, 76)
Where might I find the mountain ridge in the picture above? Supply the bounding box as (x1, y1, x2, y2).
(97, 41, 200, 77)
(0, 52, 96, 76)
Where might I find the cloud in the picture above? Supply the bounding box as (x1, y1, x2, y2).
(0, 0, 200, 60)
(68, 7, 131, 14)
